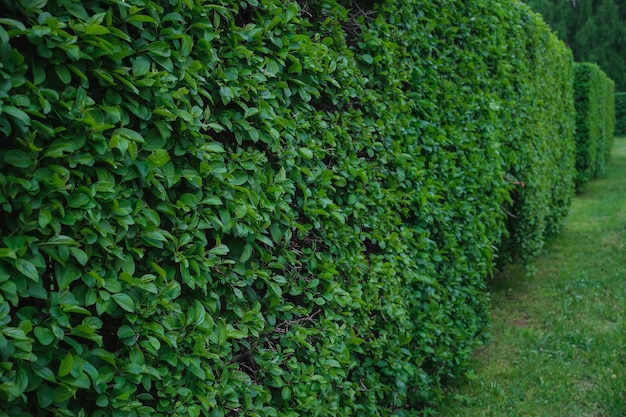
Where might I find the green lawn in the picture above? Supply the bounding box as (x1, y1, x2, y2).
(436, 137, 626, 417)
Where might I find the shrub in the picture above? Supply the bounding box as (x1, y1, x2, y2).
(0, 0, 575, 415)
(494, 7, 577, 262)
(615, 92, 626, 136)
(573, 62, 616, 191)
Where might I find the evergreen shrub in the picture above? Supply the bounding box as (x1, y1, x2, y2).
(0, 0, 575, 415)
(573, 62, 615, 191)
(615, 92, 626, 136)
(495, 8, 576, 262)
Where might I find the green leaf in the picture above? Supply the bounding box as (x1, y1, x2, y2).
(16, 258, 39, 281)
(67, 193, 90, 208)
(265, 60, 281, 77)
(19, 0, 47, 10)
(55, 65, 72, 84)
(33, 366, 56, 382)
(0, 303, 9, 318)
(54, 384, 74, 402)
(4, 149, 33, 168)
(141, 231, 167, 248)
(16, 366, 28, 392)
(0, 18, 26, 30)
(112, 72, 139, 94)
(58, 353, 74, 377)
(269, 224, 283, 243)
(180, 34, 193, 57)
(219, 86, 234, 104)
(64, 372, 91, 389)
(34, 326, 55, 345)
(281, 386, 291, 400)
(41, 235, 79, 246)
(0, 248, 17, 259)
(96, 394, 109, 407)
(209, 244, 229, 256)
(132, 56, 151, 77)
(128, 14, 157, 24)
(37, 384, 56, 408)
(147, 149, 170, 167)
(112, 293, 135, 312)
(193, 300, 205, 326)
(112, 127, 145, 143)
(145, 40, 170, 58)
(0, 26, 9, 45)
(117, 325, 134, 339)
(202, 196, 222, 205)
(71, 324, 102, 346)
(69, 247, 88, 266)
(38, 210, 52, 228)
(7, 326, 29, 341)
(56, 264, 81, 290)
(240, 26, 262, 42)
(85, 24, 110, 35)
(361, 54, 374, 64)
(239, 243, 253, 263)
(285, 3, 298, 21)
(298, 147, 314, 160)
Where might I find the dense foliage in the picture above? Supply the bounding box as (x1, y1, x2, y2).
(615, 92, 626, 137)
(573, 63, 615, 191)
(523, 0, 626, 91)
(0, 0, 575, 416)
(495, 12, 576, 263)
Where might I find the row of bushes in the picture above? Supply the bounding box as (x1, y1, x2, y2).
(573, 63, 615, 191)
(615, 92, 626, 136)
(495, 11, 577, 264)
(0, 0, 601, 415)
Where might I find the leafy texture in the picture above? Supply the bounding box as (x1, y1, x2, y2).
(0, 0, 584, 416)
(494, 6, 577, 264)
(573, 63, 615, 192)
(614, 92, 626, 137)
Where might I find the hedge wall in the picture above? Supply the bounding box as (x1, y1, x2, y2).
(0, 0, 574, 416)
(573, 63, 616, 191)
(495, 8, 576, 263)
(615, 92, 626, 137)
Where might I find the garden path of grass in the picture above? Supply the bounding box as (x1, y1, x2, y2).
(436, 137, 626, 417)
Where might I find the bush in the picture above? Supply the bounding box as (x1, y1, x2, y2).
(573, 63, 616, 191)
(0, 0, 575, 415)
(615, 92, 626, 136)
(495, 7, 577, 263)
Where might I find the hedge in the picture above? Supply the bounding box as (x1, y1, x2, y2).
(615, 92, 626, 137)
(573, 63, 615, 191)
(0, 0, 575, 415)
(495, 8, 576, 263)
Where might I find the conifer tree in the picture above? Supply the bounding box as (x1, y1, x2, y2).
(524, 0, 626, 90)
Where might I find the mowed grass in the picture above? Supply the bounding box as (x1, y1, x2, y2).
(436, 137, 626, 417)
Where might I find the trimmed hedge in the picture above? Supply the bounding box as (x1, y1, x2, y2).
(573, 63, 616, 191)
(0, 0, 574, 416)
(615, 92, 626, 137)
(495, 8, 576, 262)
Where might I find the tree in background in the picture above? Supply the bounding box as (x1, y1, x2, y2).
(524, 0, 626, 91)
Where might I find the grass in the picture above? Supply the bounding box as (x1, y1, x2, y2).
(435, 137, 626, 417)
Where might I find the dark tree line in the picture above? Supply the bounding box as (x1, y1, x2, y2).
(523, 0, 626, 91)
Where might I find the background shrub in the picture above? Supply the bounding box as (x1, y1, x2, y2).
(494, 7, 577, 263)
(615, 92, 626, 136)
(0, 0, 579, 416)
(573, 63, 616, 191)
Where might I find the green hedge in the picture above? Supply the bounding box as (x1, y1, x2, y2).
(0, 0, 575, 415)
(495, 8, 576, 263)
(615, 92, 626, 136)
(573, 63, 616, 191)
